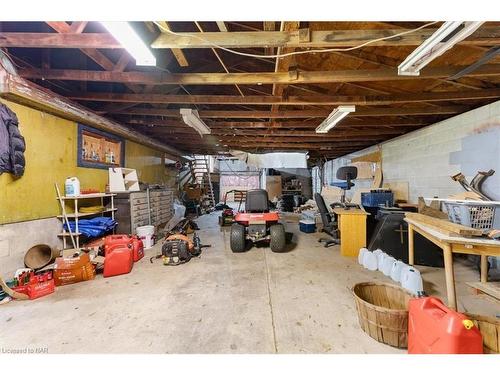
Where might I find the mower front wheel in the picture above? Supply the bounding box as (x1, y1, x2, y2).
(270, 224, 286, 253)
(230, 223, 246, 253)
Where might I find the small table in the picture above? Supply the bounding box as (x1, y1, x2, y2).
(405, 217, 500, 310)
(333, 208, 369, 257)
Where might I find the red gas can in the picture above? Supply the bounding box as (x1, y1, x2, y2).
(104, 235, 144, 262)
(103, 242, 134, 278)
(408, 297, 483, 354)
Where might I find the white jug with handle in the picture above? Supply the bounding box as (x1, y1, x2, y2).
(376, 250, 387, 271)
(390, 260, 407, 282)
(362, 251, 378, 271)
(358, 248, 368, 265)
(381, 255, 396, 276)
(400, 266, 424, 295)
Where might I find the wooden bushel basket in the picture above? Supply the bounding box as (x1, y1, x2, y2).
(352, 282, 412, 348)
(468, 313, 500, 354)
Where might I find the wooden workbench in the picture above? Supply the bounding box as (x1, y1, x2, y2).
(333, 208, 369, 257)
(405, 217, 500, 310)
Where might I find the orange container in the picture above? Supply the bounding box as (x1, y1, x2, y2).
(408, 297, 483, 354)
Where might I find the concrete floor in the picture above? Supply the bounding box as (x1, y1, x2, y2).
(1, 211, 498, 354)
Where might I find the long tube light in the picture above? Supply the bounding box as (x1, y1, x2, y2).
(101, 22, 156, 66)
(180, 108, 211, 137)
(398, 21, 484, 76)
(315, 106, 356, 134)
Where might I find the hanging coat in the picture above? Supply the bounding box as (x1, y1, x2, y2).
(0, 103, 25, 177)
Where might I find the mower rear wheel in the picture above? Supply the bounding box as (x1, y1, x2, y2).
(230, 223, 246, 253)
(270, 224, 286, 253)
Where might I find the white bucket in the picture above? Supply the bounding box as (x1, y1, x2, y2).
(136, 225, 155, 249)
(358, 248, 368, 265)
(400, 266, 424, 295)
(381, 256, 396, 276)
(362, 251, 378, 271)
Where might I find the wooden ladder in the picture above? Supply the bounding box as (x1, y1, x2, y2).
(193, 155, 216, 208)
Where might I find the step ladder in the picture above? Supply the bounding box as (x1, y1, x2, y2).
(192, 155, 216, 209)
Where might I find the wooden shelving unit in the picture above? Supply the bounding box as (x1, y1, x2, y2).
(57, 193, 116, 249)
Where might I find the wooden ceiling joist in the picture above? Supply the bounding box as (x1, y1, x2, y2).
(150, 27, 500, 49)
(69, 89, 500, 105)
(113, 106, 467, 118)
(18, 65, 500, 85)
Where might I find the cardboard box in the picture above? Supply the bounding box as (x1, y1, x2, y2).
(266, 176, 282, 201)
(53, 253, 95, 286)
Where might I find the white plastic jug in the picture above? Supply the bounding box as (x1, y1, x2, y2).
(381, 255, 396, 276)
(400, 266, 424, 295)
(362, 251, 378, 271)
(65, 177, 80, 197)
(376, 250, 387, 271)
(358, 248, 368, 265)
(390, 260, 407, 282)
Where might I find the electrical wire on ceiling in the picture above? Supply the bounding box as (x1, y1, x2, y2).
(153, 21, 439, 59)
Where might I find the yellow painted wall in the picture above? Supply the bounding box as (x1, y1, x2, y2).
(0, 99, 168, 224)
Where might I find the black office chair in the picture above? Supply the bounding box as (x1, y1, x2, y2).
(330, 166, 359, 209)
(314, 192, 339, 247)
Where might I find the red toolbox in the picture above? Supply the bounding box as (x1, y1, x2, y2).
(408, 297, 483, 354)
(104, 234, 144, 262)
(12, 271, 55, 300)
(103, 243, 133, 278)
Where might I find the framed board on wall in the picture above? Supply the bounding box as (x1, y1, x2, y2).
(77, 124, 125, 169)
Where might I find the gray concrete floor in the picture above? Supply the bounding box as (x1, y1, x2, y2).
(1, 211, 498, 354)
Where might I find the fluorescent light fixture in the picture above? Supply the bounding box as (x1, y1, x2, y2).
(315, 106, 355, 134)
(398, 21, 484, 76)
(101, 21, 156, 66)
(180, 108, 211, 136)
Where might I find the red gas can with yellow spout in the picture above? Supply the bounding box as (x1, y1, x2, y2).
(408, 297, 483, 354)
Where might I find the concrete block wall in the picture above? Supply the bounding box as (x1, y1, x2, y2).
(323, 100, 500, 203)
(0, 218, 62, 275)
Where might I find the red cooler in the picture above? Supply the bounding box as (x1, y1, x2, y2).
(408, 297, 483, 354)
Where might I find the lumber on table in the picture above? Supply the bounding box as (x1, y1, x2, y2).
(405, 212, 483, 237)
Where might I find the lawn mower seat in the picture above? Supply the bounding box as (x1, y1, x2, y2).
(245, 189, 270, 213)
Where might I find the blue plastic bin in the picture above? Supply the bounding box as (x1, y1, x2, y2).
(361, 192, 394, 208)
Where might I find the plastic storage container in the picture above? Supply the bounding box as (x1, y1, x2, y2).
(358, 248, 368, 265)
(299, 220, 316, 233)
(103, 245, 133, 278)
(408, 297, 483, 354)
(361, 191, 394, 208)
(443, 200, 500, 230)
(65, 177, 80, 197)
(104, 234, 144, 262)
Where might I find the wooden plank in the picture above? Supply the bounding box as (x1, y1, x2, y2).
(0, 32, 121, 49)
(18, 65, 500, 85)
(112, 106, 468, 118)
(151, 27, 500, 49)
(155, 22, 189, 67)
(67, 88, 500, 105)
(467, 282, 500, 301)
(405, 212, 483, 237)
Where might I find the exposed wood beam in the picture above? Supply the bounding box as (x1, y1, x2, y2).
(19, 65, 500, 85)
(113, 106, 467, 118)
(216, 22, 228, 32)
(69, 21, 88, 34)
(124, 118, 427, 128)
(195, 21, 244, 97)
(69, 88, 500, 106)
(155, 22, 189, 67)
(150, 27, 500, 49)
(3, 27, 498, 50)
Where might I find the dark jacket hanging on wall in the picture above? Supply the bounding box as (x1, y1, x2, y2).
(0, 103, 26, 177)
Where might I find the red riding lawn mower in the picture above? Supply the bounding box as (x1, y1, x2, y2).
(230, 189, 286, 253)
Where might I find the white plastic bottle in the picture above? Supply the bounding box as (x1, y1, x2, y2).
(65, 177, 81, 197)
